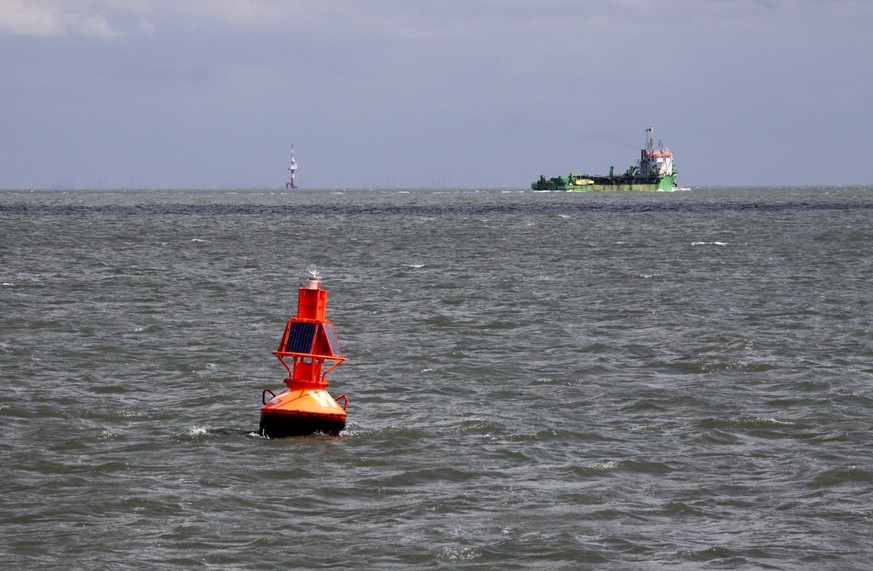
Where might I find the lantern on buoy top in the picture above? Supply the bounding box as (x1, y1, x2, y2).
(259, 270, 348, 438)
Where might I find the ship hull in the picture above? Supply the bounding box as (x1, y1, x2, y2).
(533, 175, 676, 192)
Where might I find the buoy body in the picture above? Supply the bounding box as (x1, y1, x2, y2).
(261, 388, 346, 437)
(259, 274, 347, 438)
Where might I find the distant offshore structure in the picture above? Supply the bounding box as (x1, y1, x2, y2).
(286, 145, 299, 189)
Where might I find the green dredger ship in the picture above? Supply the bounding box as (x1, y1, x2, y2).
(532, 126, 678, 192)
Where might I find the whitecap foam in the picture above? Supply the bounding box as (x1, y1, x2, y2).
(741, 417, 795, 427)
(593, 460, 620, 470)
(439, 546, 482, 561)
(116, 410, 153, 419)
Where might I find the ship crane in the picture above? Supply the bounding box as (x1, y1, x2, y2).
(286, 145, 298, 189)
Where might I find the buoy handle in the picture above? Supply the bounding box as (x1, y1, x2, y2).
(334, 394, 348, 411)
(262, 389, 277, 405)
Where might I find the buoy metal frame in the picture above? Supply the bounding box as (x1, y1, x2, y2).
(259, 274, 348, 438)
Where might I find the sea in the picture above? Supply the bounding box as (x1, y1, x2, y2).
(1, 186, 872, 570)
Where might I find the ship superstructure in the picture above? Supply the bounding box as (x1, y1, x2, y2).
(638, 126, 674, 180)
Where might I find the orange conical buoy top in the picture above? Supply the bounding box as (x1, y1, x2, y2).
(259, 272, 348, 438)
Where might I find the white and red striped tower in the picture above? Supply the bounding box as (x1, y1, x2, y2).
(286, 145, 299, 189)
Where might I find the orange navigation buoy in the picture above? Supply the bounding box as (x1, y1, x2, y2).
(259, 271, 348, 438)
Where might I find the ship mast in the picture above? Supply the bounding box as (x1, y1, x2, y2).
(286, 145, 299, 189)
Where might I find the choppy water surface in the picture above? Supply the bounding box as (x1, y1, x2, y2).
(2, 186, 872, 569)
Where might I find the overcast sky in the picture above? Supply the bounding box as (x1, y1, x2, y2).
(1, 0, 870, 189)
